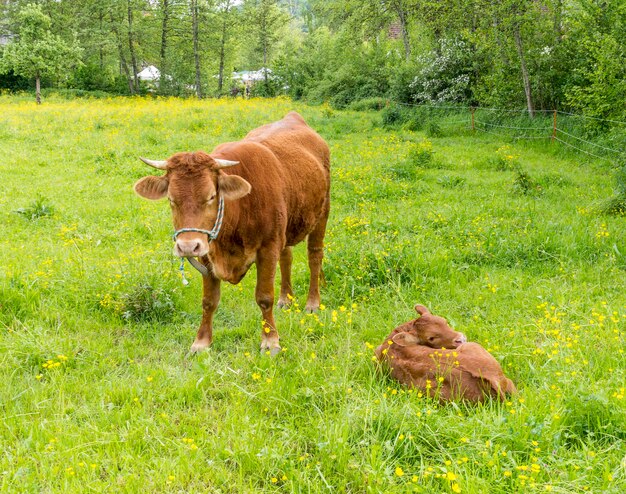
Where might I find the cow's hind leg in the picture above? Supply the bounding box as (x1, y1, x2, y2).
(277, 246, 294, 308)
(255, 248, 281, 356)
(305, 202, 329, 312)
(191, 271, 221, 353)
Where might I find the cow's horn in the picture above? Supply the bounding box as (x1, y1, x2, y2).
(214, 159, 240, 168)
(139, 157, 168, 169)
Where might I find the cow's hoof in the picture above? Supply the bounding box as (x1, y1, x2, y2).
(277, 298, 292, 309)
(190, 340, 211, 353)
(259, 345, 282, 357)
(304, 303, 320, 313)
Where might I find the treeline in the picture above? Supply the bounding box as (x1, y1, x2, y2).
(1, 0, 625, 121)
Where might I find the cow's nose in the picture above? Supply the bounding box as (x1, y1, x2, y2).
(175, 239, 206, 257)
(454, 333, 467, 346)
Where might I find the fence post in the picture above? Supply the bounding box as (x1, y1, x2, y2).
(552, 110, 557, 142)
(471, 107, 475, 131)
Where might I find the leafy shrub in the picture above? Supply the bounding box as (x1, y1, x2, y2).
(512, 168, 542, 196)
(42, 88, 113, 99)
(15, 196, 54, 220)
(0, 69, 30, 91)
(249, 75, 282, 98)
(408, 139, 435, 168)
(381, 105, 408, 127)
(348, 97, 389, 111)
(426, 121, 443, 138)
(120, 283, 175, 323)
(401, 114, 423, 131)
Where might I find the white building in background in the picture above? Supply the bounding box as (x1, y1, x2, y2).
(232, 68, 273, 84)
(137, 65, 161, 82)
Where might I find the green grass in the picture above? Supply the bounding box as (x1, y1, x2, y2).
(1, 95, 625, 493)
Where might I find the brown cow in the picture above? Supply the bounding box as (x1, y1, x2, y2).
(133, 112, 330, 354)
(376, 305, 516, 402)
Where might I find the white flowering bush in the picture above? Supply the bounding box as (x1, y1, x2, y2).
(408, 38, 474, 104)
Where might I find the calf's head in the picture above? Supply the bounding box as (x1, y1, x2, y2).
(393, 305, 467, 349)
(134, 151, 251, 257)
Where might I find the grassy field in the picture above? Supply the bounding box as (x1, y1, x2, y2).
(1, 95, 625, 493)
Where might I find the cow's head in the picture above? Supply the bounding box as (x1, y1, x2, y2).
(134, 151, 251, 257)
(392, 305, 467, 349)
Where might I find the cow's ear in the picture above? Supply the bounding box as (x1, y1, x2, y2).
(392, 332, 420, 347)
(134, 176, 168, 200)
(218, 174, 251, 200)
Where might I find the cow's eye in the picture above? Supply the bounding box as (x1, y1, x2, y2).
(208, 194, 216, 203)
(428, 336, 436, 342)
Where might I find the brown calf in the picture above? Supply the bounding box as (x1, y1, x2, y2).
(376, 305, 516, 402)
(134, 112, 330, 354)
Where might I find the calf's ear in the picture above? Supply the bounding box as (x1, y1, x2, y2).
(392, 332, 420, 347)
(134, 176, 168, 200)
(414, 304, 431, 316)
(218, 174, 252, 200)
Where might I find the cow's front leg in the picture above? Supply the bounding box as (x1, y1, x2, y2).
(190, 270, 221, 353)
(255, 248, 281, 356)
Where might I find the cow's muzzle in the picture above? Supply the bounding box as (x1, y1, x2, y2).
(454, 333, 467, 347)
(174, 237, 208, 257)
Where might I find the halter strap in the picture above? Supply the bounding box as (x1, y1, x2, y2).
(172, 196, 225, 242)
(173, 196, 224, 279)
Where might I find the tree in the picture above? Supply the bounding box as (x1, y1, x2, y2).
(215, 0, 240, 96)
(1, 3, 82, 103)
(245, 0, 290, 94)
(191, 0, 203, 98)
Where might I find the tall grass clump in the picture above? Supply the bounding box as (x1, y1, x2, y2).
(512, 168, 542, 196)
(14, 196, 55, 220)
(600, 159, 626, 215)
(120, 283, 176, 322)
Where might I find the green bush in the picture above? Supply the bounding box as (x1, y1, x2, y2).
(347, 97, 389, 111)
(426, 121, 443, 138)
(120, 283, 176, 323)
(512, 168, 543, 196)
(381, 105, 408, 127)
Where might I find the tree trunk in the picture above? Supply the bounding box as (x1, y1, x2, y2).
(127, 0, 139, 93)
(192, 0, 202, 98)
(553, 0, 563, 43)
(35, 74, 41, 105)
(263, 40, 268, 86)
(262, 12, 269, 92)
(110, 14, 134, 94)
(513, 24, 534, 118)
(394, 1, 411, 60)
(99, 11, 104, 70)
(160, 0, 170, 92)
(217, 14, 227, 96)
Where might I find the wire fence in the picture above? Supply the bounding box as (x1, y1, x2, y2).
(392, 101, 626, 166)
